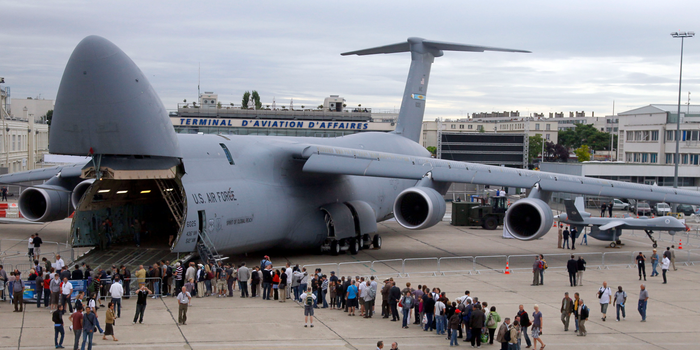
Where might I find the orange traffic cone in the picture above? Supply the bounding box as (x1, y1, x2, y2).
(504, 262, 510, 275)
(679, 239, 683, 250)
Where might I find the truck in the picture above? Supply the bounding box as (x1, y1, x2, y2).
(652, 202, 671, 216)
(451, 196, 509, 230)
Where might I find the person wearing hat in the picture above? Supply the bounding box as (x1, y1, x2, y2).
(261, 256, 272, 269)
(650, 249, 659, 277)
(449, 308, 462, 346)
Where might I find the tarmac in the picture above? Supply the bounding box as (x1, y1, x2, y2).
(1, 208, 700, 349)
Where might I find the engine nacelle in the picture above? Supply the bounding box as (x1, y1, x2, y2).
(504, 198, 554, 240)
(71, 179, 95, 209)
(393, 187, 446, 230)
(19, 185, 72, 222)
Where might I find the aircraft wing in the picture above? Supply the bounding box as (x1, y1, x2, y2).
(0, 162, 87, 184)
(598, 221, 627, 231)
(300, 145, 700, 205)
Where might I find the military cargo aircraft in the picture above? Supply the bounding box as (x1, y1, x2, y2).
(2, 36, 700, 260)
(557, 198, 688, 248)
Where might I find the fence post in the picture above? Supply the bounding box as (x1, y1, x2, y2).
(401, 260, 405, 277)
(437, 258, 441, 275)
(601, 253, 606, 269)
(472, 257, 479, 275)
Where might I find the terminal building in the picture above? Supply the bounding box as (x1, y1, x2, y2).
(0, 85, 51, 175)
(172, 92, 398, 137)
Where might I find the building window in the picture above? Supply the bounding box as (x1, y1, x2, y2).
(535, 124, 540, 130)
(692, 130, 699, 141)
(451, 124, 456, 129)
(459, 124, 464, 129)
(468, 125, 473, 129)
(627, 153, 634, 162)
(642, 153, 648, 163)
(691, 154, 699, 165)
(546, 134, 550, 140)
(650, 153, 657, 163)
(546, 124, 550, 130)
(627, 131, 634, 141)
(682, 154, 689, 164)
(666, 153, 674, 164)
(12, 135, 15, 151)
(651, 130, 659, 141)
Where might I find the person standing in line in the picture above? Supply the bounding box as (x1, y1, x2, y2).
(346, 280, 358, 316)
(12, 271, 24, 312)
(177, 286, 191, 325)
(135, 265, 146, 287)
(294, 268, 307, 301)
(600, 202, 607, 217)
(174, 262, 183, 294)
(102, 302, 117, 342)
(531, 256, 541, 286)
(35, 265, 44, 309)
(278, 268, 288, 302)
(53, 304, 65, 348)
(61, 277, 74, 315)
(576, 256, 586, 286)
(509, 320, 520, 350)
(81, 306, 97, 350)
(449, 309, 462, 346)
(531, 305, 545, 350)
(636, 252, 647, 281)
(400, 291, 414, 329)
(389, 282, 401, 321)
(614, 286, 627, 321)
(650, 249, 659, 277)
(562, 226, 570, 249)
(567, 255, 578, 287)
(670, 245, 677, 271)
(469, 304, 485, 348)
(300, 287, 316, 327)
(434, 296, 446, 335)
(133, 284, 152, 324)
(250, 266, 260, 298)
(50, 273, 61, 312)
(557, 224, 563, 249)
(495, 317, 510, 350)
(570, 227, 577, 250)
(285, 263, 293, 300)
(560, 292, 573, 331)
(69, 306, 83, 350)
(55, 255, 66, 271)
(261, 265, 272, 300)
(215, 263, 228, 298)
(516, 305, 532, 349)
(597, 281, 612, 321)
(638, 284, 648, 322)
(196, 264, 206, 298)
(237, 262, 250, 298)
(486, 306, 501, 345)
(576, 299, 589, 336)
(661, 254, 670, 284)
(381, 279, 392, 318)
(108, 275, 123, 318)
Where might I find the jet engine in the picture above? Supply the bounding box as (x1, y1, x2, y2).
(393, 187, 446, 230)
(71, 179, 95, 209)
(504, 198, 554, 240)
(19, 185, 72, 222)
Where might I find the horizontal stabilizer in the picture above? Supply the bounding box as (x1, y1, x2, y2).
(564, 200, 584, 222)
(341, 37, 530, 56)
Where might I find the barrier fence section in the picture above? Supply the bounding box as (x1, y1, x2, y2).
(437, 256, 474, 275)
(473, 255, 508, 274)
(402, 257, 439, 277)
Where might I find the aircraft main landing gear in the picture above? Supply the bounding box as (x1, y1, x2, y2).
(644, 230, 658, 248)
(373, 234, 382, 249)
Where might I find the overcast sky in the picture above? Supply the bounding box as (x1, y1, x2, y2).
(2, 0, 700, 119)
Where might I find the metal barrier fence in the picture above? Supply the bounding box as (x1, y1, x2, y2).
(303, 249, 700, 279)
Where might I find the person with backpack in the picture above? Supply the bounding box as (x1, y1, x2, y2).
(300, 287, 317, 327)
(597, 281, 612, 322)
(486, 306, 501, 345)
(539, 254, 547, 285)
(531, 256, 542, 286)
(516, 305, 532, 349)
(577, 299, 589, 336)
(398, 290, 413, 328)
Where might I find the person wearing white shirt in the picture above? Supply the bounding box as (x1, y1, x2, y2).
(358, 279, 367, 316)
(434, 299, 446, 335)
(597, 281, 612, 322)
(285, 263, 293, 300)
(54, 255, 65, 271)
(661, 256, 671, 284)
(109, 275, 124, 318)
(60, 277, 73, 314)
(28, 235, 34, 259)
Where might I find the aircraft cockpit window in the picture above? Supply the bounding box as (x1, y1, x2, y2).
(219, 143, 234, 165)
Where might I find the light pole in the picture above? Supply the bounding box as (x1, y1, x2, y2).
(671, 31, 694, 190)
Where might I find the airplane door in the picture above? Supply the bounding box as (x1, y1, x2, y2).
(198, 210, 206, 234)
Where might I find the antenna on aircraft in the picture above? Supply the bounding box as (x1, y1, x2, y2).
(342, 37, 530, 142)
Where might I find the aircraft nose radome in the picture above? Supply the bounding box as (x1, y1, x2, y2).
(50, 36, 181, 158)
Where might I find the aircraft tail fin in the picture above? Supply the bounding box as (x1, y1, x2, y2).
(564, 199, 585, 222)
(342, 38, 529, 142)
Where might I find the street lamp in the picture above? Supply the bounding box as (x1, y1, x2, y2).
(671, 31, 694, 190)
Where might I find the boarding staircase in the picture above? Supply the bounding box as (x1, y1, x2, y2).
(155, 179, 184, 231)
(196, 229, 226, 264)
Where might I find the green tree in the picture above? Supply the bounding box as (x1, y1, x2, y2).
(242, 91, 251, 109)
(528, 134, 544, 164)
(426, 146, 437, 156)
(574, 145, 591, 162)
(251, 90, 262, 109)
(45, 109, 53, 126)
(558, 124, 618, 151)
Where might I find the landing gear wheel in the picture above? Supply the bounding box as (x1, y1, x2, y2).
(652, 243, 658, 249)
(362, 234, 371, 250)
(609, 242, 617, 248)
(483, 216, 498, 230)
(373, 234, 382, 249)
(349, 238, 360, 255)
(330, 240, 340, 256)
